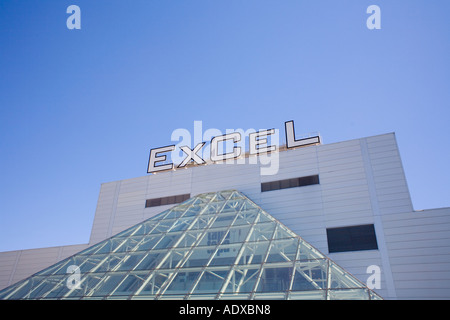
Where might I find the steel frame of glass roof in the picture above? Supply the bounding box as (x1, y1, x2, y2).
(0, 190, 382, 300)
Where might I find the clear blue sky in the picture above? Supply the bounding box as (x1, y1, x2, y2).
(0, 0, 449, 252)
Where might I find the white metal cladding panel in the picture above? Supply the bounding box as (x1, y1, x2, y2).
(89, 181, 120, 244)
(258, 185, 324, 246)
(381, 208, 450, 299)
(58, 244, 89, 259)
(190, 162, 261, 198)
(0, 244, 90, 291)
(146, 169, 192, 198)
(317, 139, 375, 228)
(366, 134, 413, 215)
(143, 205, 175, 220)
(11, 248, 61, 284)
(0, 251, 19, 290)
(259, 147, 319, 182)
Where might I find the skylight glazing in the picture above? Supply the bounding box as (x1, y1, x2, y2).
(0, 190, 382, 300)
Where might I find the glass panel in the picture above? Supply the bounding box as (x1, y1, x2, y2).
(135, 272, 171, 296)
(35, 258, 72, 276)
(87, 254, 123, 273)
(168, 217, 192, 233)
(114, 253, 146, 271)
(182, 247, 214, 268)
(209, 214, 235, 229)
(219, 293, 251, 300)
(42, 276, 73, 299)
(153, 234, 181, 250)
(232, 209, 259, 226)
(76, 240, 110, 256)
(26, 276, 66, 299)
(159, 249, 190, 269)
(177, 229, 204, 248)
(236, 241, 270, 265)
(208, 243, 241, 267)
(150, 220, 174, 235)
(370, 290, 383, 300)
(181, 204, 204, 218)
(329, 262, 364, 289)
(164, 271, 200, 295)
(190, 214, 216, 230)
(256, 212, 274, 223)
(247, 223, 276, 242)
(65, 272, 105, 298)
(130, 220, 159, 236)
(328, 288, 370, 300)
(291, 259, 328, 291)
(265, 239, 299, 263)
(163, 207, 187, 220)
(288, 290, 326, 300)
(206, 229, 228, 247)
(226, 225, 251, 244)
(134, 252, 167, 271)
(297, 241, 324, 260)
(256, 267, 292, 293)
(224, 267, 260, 293)
(0, 190, 383, 300)
(110, 273, 146, 296)
(133, 235, 160, 252)
(253, 292, 286, 299)
(85, 273, 126, 298)
(192, 270, 228, 294)
(0, 279, 31, 299)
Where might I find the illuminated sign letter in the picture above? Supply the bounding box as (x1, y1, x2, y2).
(210, 132, 241, 162)
(147, 145, 175, 173)
(285, 120, 320, 149)
(249, 129, 276, 155)
(178, 142, 206, 168)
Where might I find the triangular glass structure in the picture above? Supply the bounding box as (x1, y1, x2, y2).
(0, 190, 382, 300)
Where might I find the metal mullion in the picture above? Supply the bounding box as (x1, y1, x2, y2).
(31, 276, 65, 300)
(133, 193, 221, 297)
(286, 238, 301, 299)
(24, 276, 56, 299)
(83, 271, 118, 298)
(39, 276, 69, 299)
(105, 269, 149, 299)
(249, 224, 279, 299)
(130, 212, 183, 253)
(293, 259, 325, 291)
(106, 271, 132, 298)
(215, 211, 263, 299)
(1, 279, 30, 300)
(156, 196, 235, 298)
(62, 235, 137, 298)
(326, 259, 332, 300)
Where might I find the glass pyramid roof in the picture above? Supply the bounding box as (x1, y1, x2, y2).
(0, 190, 382, 300)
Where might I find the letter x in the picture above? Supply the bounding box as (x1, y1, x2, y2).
(178, 142, 206, 168)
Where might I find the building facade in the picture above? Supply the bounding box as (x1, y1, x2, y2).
(1, 132, 449, 299)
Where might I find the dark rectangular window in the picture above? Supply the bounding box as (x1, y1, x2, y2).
(261, 175, 319, 192)
(145, 193, 190, 208)
(326, 224, 378, 253)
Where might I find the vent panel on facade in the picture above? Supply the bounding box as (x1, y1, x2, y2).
(261, 175, 319, 192)
(145, 194, 190, 208)
(326, 224, 378, 253)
